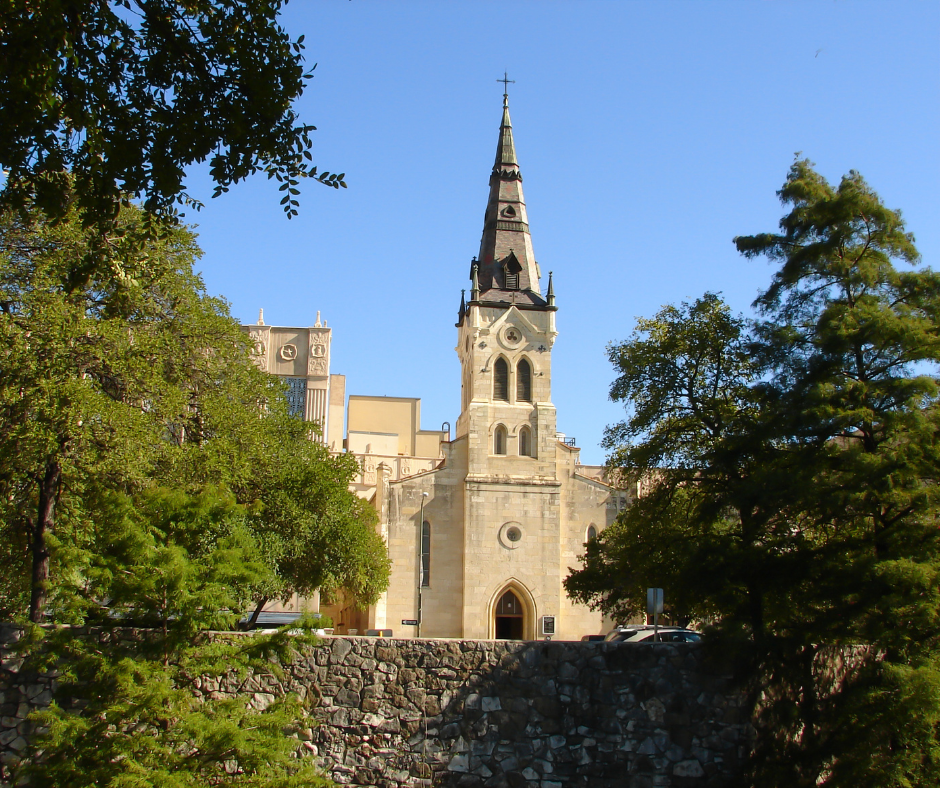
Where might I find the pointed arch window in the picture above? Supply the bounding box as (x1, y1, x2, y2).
(519, 425, 532, 457)
(587, 525, 598, 542)
(494, 424, 507, 455)
(494, 357, 509, 401)
(517, 358, 532, 402)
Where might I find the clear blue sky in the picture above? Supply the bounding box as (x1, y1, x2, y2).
(187, 0, 939, 465)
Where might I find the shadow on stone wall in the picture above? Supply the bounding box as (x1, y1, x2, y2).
(1, 629, 751, 788)
(300, 637, 750, 788)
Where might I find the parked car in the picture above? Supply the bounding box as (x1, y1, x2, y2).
(604, 625, 701, 644)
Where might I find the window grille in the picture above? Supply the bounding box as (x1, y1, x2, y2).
(519, 425, 531, 457)
(494, 425, 507, 455)
(285, 378, 307, 418)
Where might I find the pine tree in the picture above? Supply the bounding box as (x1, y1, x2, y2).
(567, 161, 940, 787)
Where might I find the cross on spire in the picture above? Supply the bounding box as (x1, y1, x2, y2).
(497, 71, 515, 99)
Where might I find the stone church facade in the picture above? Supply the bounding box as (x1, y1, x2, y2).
(244, 96, 626, 640)
(364, 95, 626, 641)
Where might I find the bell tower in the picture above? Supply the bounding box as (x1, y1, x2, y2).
(455, 89, 558, 478)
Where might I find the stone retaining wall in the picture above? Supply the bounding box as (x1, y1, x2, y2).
(1, 628, 751, 787)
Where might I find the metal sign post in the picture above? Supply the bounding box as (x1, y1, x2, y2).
(647, 588, 664, 642)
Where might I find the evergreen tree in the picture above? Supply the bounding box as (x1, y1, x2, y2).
(17, 487, 332, 787)
(566, 161, 940, 787)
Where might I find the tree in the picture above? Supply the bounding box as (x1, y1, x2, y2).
(14, 486, 333, 787)
(566, 161, 940, 787)
(0, 0, 344, 281)
(0, 201, 387, 784)
(0, 201, 388, 625)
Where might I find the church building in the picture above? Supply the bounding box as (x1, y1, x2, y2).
(244, 93, 627, 640)
(362, 93, 627, 641)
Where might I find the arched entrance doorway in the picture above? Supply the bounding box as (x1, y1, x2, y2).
(494, 588, 525, 640)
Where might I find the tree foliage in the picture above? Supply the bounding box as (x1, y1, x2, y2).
(566, 160, 940, 787)
(16, 487, 332, 787)
(0, 200, 387, 783)
(0, 0, 345, 256)
(0, 200, 387, 625)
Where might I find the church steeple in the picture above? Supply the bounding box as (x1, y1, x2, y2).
(472, 88, 546, 309)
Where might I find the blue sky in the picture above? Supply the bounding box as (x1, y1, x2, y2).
(186, 0, 939, 465)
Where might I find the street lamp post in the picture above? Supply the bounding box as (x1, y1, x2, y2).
(417, 492, 428, 637)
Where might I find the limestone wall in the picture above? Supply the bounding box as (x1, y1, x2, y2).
(1, 630, 750, 787)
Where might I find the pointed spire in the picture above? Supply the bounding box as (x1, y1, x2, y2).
(495, 92, 517, 168)
(546, 271, 555, 307)
(257, 308, 265, 325)
(470, 261, 480, 301)
(474, 86, 546, 307)
(458, 289, 466, 323)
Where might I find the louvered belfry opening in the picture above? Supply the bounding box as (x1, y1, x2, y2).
(495, 589, 524, 639)
(517, 358, 531, 401)
(494, 357, 509, 401)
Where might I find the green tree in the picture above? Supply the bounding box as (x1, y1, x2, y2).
(566, 161, 940, 787)
(0, 202, 388, 785)
(0, 201, 388, 625)
(0, 0, 345, 283)
(15, 486, 332, 787)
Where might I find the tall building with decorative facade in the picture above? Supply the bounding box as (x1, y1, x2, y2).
(243, 310, 345, 449)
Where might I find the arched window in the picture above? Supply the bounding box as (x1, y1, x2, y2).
(494, 424, 507, 455)
(517, 358, 531, 402)
(494, 357, 509, 401)
(586, 524, 598, 542)
(519, 425, 532, 457)
(421, 521, 430, 587)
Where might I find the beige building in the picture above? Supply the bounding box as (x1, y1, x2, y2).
(350, 94, 627, 641)
(243, 311, 345, 449)
(244, 95, 626, 640)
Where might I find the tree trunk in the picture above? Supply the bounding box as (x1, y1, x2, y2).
(247, 596, 269, 629)
(29, 459, 61, 623)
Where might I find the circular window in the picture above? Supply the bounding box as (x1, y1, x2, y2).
(499, 325, 524, 349)
(498, 522, 524, 550)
